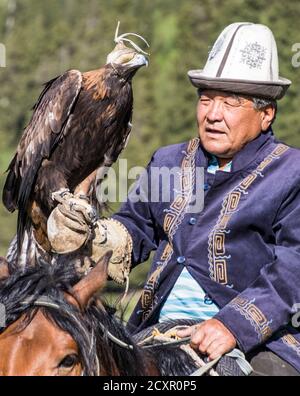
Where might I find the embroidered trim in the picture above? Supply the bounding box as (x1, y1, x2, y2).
(229, 296, 272, 341)
(141, 138, 200, 320)
(208, 143, 289, 284)
(163, 137, 199, 240)
(281, 332, 300, 358)
(141, 244, 173, 320)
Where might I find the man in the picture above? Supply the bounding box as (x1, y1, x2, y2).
(48, 23, 300, 375)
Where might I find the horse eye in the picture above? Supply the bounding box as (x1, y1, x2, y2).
(58, 354, 79, 369)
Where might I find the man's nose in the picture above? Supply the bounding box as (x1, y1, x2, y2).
(206, 100, 224, 122)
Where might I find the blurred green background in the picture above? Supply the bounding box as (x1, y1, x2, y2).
(0, 0, 300, 292)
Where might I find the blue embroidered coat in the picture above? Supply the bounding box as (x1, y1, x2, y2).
(112, 129, 300, 372)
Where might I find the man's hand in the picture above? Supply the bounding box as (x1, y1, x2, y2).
(176, 318, 236, 360)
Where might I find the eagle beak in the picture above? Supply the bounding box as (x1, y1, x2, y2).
(126, 53, 149, 70)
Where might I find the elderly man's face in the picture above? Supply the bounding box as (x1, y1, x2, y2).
(197, 90, 275, 159)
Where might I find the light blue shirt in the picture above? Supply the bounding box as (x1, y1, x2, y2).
(159, 267, 220, 322)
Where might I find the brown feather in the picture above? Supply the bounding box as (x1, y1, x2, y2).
(83, 69, 111, 101)
(29, 200, 51, 252)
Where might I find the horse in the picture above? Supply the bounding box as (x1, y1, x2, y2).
(0, 253, 248, 376)
(0, 253, 202, 376)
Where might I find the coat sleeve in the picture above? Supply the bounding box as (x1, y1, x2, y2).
(112, 152, 159, 267)
(215, 180, 300, 353)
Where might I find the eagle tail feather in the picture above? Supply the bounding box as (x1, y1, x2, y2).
(16, 208, 31, 258)
(16, 167, 39, 256)
(2, 154, 18, 212)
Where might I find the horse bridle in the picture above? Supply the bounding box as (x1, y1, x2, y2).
(21, 295, 135, 350)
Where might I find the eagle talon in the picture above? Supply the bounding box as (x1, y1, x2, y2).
(61, 189, 71, 197)
(89, 211, 99, 225)
(77, 194, 90, 202)
(51, 188, 71, 202)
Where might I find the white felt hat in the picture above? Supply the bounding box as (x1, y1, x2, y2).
(188, 22, 291, 99)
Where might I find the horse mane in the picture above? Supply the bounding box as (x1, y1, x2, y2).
(0, 261, 197, 376)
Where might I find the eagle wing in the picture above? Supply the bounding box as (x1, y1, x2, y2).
(3, 69, 82, 213)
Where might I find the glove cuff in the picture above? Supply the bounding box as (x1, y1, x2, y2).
(91, 218, 133, 284)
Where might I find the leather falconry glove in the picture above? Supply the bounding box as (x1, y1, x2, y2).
(47, 189, 133, 284)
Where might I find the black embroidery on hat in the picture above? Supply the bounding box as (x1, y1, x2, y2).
(240, 42, 267, 69)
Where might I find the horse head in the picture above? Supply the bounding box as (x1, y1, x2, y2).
(0, 252, 118, 376)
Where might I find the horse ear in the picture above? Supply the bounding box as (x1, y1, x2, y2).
(0, 257, 9, 280)
(72, 251, 112, 308)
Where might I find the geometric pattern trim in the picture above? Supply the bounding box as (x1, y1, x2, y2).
(208, 143, 289, 284)
(229, 296, 273, 341)
(281, 331, 300, 358)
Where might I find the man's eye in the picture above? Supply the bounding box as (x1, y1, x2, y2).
(58, 354, 79, 369)
(200, 98, 211, 105)
(224, 98, 241, 107)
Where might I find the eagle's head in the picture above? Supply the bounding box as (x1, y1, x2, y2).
(106, 23, 149, 79)
(106, 41, 148, 78)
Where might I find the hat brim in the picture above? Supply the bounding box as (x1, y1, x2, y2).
(188, 70, 291, 100)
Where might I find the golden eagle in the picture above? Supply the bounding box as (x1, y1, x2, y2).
(2, 24, 149, 256)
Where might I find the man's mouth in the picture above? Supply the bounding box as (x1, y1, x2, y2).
(205, 127, 226, 135)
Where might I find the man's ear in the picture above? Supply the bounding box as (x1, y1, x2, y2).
(261, 106, 276, 131)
